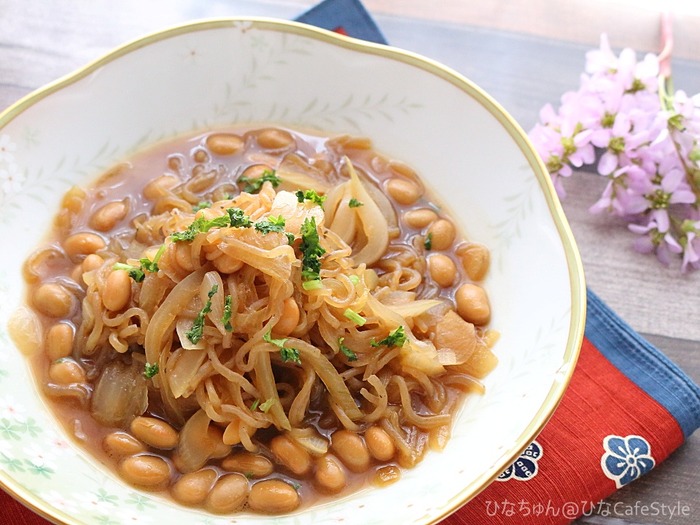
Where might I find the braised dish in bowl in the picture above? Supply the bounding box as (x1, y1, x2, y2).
(0, 18, 585, 524)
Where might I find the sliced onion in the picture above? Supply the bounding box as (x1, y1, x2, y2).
(8, 306, 43, 356)
(90, 360, 148, 427)
(176, 409, 219, 473)
(175, 318, 205, 351)
(288, 427, 329, 456)
(167, 348, 207, 398)
(387, 300, 443, 319)
(276, 153, 331, 193)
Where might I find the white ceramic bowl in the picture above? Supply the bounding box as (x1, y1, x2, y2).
(0, 18, 585, 525)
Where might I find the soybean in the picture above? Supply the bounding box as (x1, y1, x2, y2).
(386, 178, 421, 205)
(256, 128, 294, 150)
(103, 432, 145, 458)
(90, 200, 128, 232)
(48, 358, 85, 384)
(455, 283, 491, 325)
(364, 426, 396, 462)
(331, 430, 371, 473)
(248, 479, 300, 514)
(427, 219, 456, 251)
(143, 175, 178, 200)
(428, 254, 457, 288)
(103, 270, 132, 312)
(81, 254, 104, 273)
(171, 468, 217, 505)
(458, 243, 490, 281)
(33, 283, 74, 318)
(205, 473, 249, 513)
(63, 232, 105, 259)
(314, 455, 346, 494)
(270, 435, 311, 476)
(119, 455, 171, 488)
(130, 416, 179, 450)
(46, 323, 74, 360)
(404, 208, 437, 229)
(206, 133, 244, 156)
(222, 452, 274, 478)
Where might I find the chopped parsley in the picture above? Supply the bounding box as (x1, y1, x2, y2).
(185, 284, 218, 345)
(295, 189, 326, 206)
(140, 244, 166, 273)
(113, 262, 145, 283)
(424, 232, 433, 251)
(227, 207, 252, 228)
(299, 217, 326, 281)
(259, 398, 276, 412)
(192, 201, 211, 212)
(238, 169, 280, 193)
(143, 362, 159, 379)
(171, 215, 229, 242)
(348, 198, 363, 208)
(371, 326, 407, 348)
(343, 308, 366, 326)
(338, 337, 358, 361)
(113, 244, 166, 282)
(254, 215, 286, 234)
(222, 294, 233, 332)
(285, 232, 296, 245)
(263, 330, 302, 364)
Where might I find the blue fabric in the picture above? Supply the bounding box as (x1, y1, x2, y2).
(296, 0, 700, 440)
(295, 0, 388, 45)
(586, 289, 700, 438)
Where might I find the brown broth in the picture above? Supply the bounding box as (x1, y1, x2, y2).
(22, 125, 494, 513)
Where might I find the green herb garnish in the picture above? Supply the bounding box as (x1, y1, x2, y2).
(348, 198, 363, 208)
(424, 232, 433, 251)
(140, 244, 167, 273)
(338, 337, 358, 361)
(263, 330, 302, 364)
(192, 201, 212, 212)
(227, 207, 252, 228)
(250, 399, 260, 411)
(371, 326, 407, 348)
(185, 284, 218, 344)
(285, 232, 296, 245)
(254, 215, 286, 234)
(171, 215, 229, 242)
(143, 362, 159, 379)
(238, 169, 280, 193)
(113, 262, 145, 283)
(302, 279, 323, 291)
(295, 189, 326, 206)
(299, 217, 326, 281)
(113, 243, 166, 282)
(222, 294, 233, 332)
(343, 308, 366, 326)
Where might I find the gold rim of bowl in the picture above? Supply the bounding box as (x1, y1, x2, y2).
(0, 17, 587, 525)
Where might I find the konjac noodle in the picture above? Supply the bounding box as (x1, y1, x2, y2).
(17, 126, 498, 514)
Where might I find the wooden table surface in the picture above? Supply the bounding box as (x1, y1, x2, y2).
(1, 1, 698, 524)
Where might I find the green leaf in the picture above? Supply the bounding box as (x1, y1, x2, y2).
(348, 198, 363, 208)
(143, 362, 159, 379)
(112, 262, 145, 283)
(338, 337, 358, 361)
(300, 217, 326, 281)
(295, 189, 326, 206)
(371, 326, 407, 348)
(185, 284, 218, 344)
(239, 169, 280, 193)
(343, 308, 366, 326)
(254, 215, 286, 234)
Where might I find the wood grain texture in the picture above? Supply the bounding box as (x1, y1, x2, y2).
(0, 1, 698, 524)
